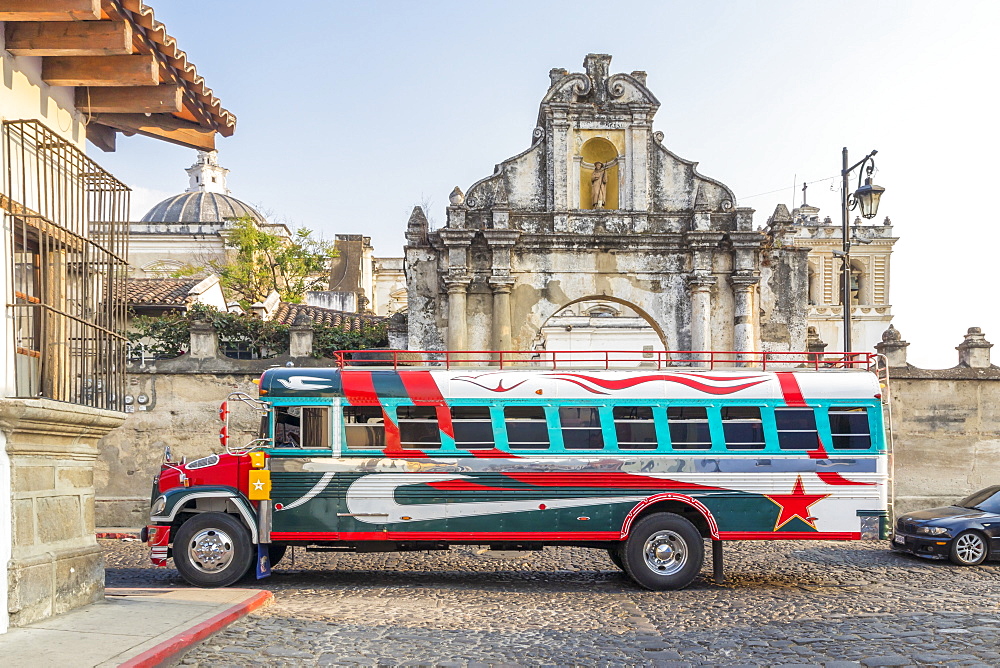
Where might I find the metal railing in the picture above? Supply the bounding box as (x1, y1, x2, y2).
(334, 349, 877, 371)
(3, 119, 130, 411)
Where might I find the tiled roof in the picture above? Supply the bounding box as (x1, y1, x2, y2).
(126, 278, 201, 305)
(270, 303, 385, 331)
(120, 0, 236, 136)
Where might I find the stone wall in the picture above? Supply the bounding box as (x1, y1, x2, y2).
(1, 400, 123, 626)
(96, 323, 333, 527)
(879, 327, 1000, 514)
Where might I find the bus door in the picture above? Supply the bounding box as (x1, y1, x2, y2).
(267, 400, 341, 535)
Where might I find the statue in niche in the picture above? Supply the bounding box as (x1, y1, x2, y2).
(583, 157, 620, 209)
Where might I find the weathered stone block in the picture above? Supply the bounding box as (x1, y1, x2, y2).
(13, 498, 36, 547)
(58, 466, 94, 489)
(7, 558, 53, 625)
(14, 465, 55, 492)
(37, 495, 82, 543)
(53, 547, 104, 616)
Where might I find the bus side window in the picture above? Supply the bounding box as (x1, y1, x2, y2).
(343, 406, 385, 450)
(613, 406, 657, 450)
(559, 406, 603, 450)
(774, 407, 819, 450)
(274, 406, 330, 448)
(451, 406, 494, 449)
(721, 406, 765, 450)
(828, 407, 871, 450)
(274, 406, 301, 447)
(397, 406, 442, 449)
(504, 406, 549, 450)
(667, 406, 711, 450)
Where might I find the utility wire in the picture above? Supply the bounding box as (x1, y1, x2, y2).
(740, 174, 839, 201)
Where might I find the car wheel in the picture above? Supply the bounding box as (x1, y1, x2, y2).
(621, 512, 704, 590)
(949, 530, 988, 566)
(173, 512, 254, 587)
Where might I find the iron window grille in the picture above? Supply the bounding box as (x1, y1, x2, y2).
(2, 119, 129, 411)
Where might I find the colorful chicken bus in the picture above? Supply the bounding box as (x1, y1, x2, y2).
(144, 351, 889, 590)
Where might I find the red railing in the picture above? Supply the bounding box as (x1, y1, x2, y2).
(333, 350, 877, 371)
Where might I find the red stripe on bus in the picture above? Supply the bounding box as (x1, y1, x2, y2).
(342, 371, 378, 405)
(776, 372, 807, 406)
(817, 471, 877, 486)
(269, 531, 623, 542)
(399, 371, 446, 405)
(468, 448, 521, 459)
(379, 411, 431, 457)
(504, 472, 721, 491)
(717, 531, 860, 541)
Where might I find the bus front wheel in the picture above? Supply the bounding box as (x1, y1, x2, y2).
(622, 513, 703, 590)
(173, 512, 254, 588)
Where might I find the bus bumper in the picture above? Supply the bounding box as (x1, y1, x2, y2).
(146, 524, 171, 567)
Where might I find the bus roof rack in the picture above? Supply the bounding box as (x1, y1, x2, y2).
(334, 350, 878, 372)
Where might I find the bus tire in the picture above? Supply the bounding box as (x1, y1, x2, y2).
(269, 544, 288, 567)
(607, 546, 626, 572)
(622, 512, 703, 590)
(174, 512, 254, 588)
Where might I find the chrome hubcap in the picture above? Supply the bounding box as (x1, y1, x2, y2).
(187, 528, 235, 573)
(642, 530, 688, 576)
(955, 534, 985, 563)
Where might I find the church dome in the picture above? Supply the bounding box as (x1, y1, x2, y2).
(139, 150, 265, 224)
(140, 191, 264, 223)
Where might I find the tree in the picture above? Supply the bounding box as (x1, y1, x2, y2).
(209, 215, 336, 307)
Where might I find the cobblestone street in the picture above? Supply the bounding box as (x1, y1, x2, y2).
(102, 539, 1000, 667)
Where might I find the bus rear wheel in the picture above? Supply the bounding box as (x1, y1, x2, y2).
(622, 512, 703, 590)
(174, 512, 254, 588)
(607, 546, 626, 572)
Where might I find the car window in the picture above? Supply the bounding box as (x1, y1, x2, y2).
(958, 487, 1000, 513)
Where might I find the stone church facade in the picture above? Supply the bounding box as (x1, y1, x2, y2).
(405, 54, 810, 357)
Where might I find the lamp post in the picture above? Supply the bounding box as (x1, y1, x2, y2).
(840, 148, 886, 353)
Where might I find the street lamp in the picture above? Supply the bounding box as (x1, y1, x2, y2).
(840, 147, 886, 353)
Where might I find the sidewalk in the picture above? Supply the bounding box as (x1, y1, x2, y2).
(1, 587, 272, 667)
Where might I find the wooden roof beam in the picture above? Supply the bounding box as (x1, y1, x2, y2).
(86, 122, 117, 153)
(76, 85, 183, 113)
(92, 113, 216, 152)
(42, 54, 157, 86)
(0, 0, 100, 21)
(5, 20, 132, 56)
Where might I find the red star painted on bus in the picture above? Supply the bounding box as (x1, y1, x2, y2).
(764, 475, 830, 531)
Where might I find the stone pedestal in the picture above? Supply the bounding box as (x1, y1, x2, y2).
(1, 399, 124, 626)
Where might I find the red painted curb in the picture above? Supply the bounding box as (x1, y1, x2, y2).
(117, 590, 273, 668)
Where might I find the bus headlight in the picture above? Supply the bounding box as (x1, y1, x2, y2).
(151, 495, 166, 517)
(916, 526, 949, 536)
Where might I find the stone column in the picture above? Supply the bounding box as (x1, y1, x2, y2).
(446, 280, 470, 352)
(729, 273, 760, 358)
(957, 327, 992, 368)
(489, 280, 514, 354)
(687, 275, 715, 366)
(1, 399, 124, 626)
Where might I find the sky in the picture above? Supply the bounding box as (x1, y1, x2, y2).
(96, 0, 1000, 369)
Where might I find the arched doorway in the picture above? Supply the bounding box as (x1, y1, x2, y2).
(536, 297, 667, 367)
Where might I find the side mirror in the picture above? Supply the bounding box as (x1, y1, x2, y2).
(219, 425, 229, 448)
(219, 401, 229, 421)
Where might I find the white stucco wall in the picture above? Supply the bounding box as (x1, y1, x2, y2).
(0, 25, 91, 633)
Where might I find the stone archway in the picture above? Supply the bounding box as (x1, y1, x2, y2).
(536, 296, 667, 367)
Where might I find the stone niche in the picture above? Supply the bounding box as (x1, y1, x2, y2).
(405, 53, 808, 358)
(1, 398, 124, 626)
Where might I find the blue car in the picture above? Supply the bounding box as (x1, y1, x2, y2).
(891, 486, 1000, 565)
